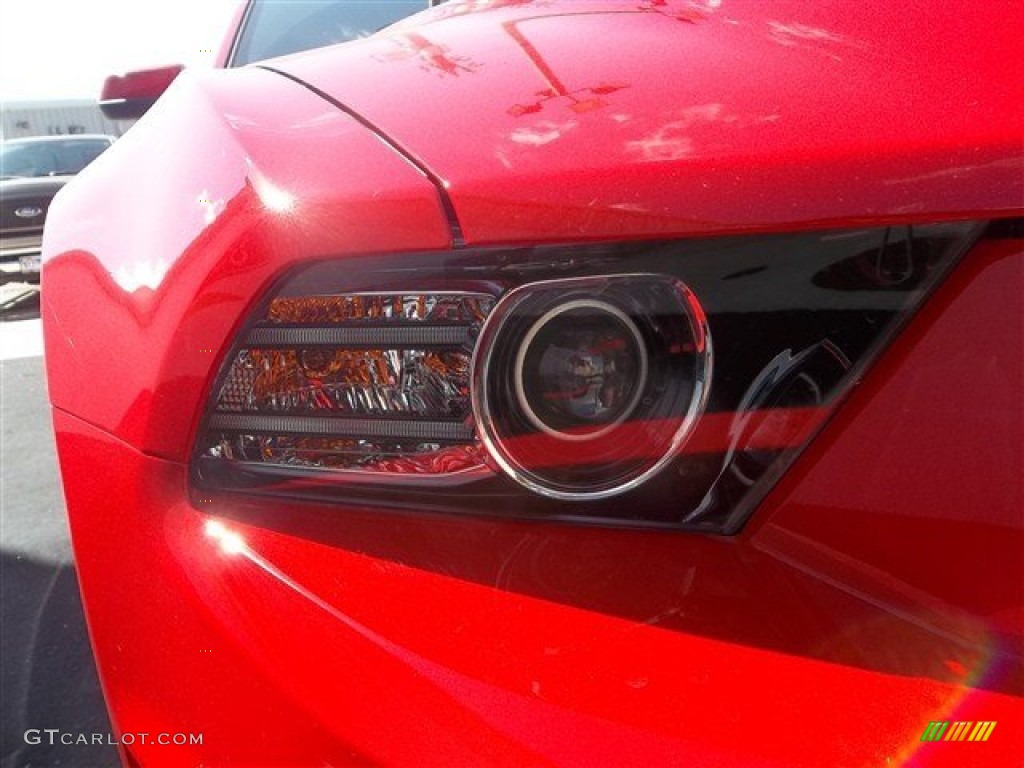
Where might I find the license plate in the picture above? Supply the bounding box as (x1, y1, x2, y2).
(19, 253, 42, 274)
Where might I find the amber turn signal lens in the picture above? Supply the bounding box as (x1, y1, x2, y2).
(201, 292, 493, 479)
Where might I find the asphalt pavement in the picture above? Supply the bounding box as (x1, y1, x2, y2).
(1, 309, 117, 767)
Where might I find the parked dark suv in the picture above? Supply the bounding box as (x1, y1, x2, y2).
(1, 134, 114, 280)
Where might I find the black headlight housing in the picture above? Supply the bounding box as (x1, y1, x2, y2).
(192, 221, 979, 533)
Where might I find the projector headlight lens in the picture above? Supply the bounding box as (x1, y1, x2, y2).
(515, 299, 648, 440)
(473, 274, 711, 500)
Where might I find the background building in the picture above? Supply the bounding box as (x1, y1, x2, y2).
(1, 99, 126, 141)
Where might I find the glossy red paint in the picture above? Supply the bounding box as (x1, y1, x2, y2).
(42, 1, 1023, 765)
(750, 235, 1024, 637)
(272, 0, 1024, 243)
(43, 66, 450, 459)
(99, 65, 184, 120)
(50, 238, 1024, 766)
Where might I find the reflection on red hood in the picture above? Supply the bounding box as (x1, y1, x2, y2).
(268, 0, 1023, 244)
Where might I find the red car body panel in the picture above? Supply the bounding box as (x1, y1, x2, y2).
(41, 1, 1022, 765)
(47, 238, 1024, 765)
(272, 0, 1023, 243)
(43, 67, 452, 459)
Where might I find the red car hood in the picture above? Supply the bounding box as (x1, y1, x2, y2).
(268, 0, 1022, 245)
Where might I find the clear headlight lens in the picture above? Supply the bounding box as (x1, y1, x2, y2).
(474, 275, 710, 500)
(202, 292, 492, 480)
(193, 222, 979, 531)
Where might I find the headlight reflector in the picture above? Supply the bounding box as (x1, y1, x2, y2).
(201, 292, 492, 480)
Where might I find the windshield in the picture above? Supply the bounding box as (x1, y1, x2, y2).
(230, 0, 432, 67)
(0, 138, 111, 179)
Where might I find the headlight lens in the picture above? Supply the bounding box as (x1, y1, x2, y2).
(517, 299, 648, 439)
(193, 222, 979, 532)
(204, 292, 492, 480)
(475, 275, 710, 500)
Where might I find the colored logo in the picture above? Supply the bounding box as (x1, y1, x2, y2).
(921, 721, 996, 742)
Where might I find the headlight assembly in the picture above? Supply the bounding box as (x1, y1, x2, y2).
(193, 222, 979, 532)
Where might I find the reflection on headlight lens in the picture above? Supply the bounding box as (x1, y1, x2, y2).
(475, 274, 711, 501)
(516, 299, 648, 440)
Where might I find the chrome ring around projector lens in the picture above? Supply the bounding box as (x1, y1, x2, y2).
(513, 299, 648, 442)
(472, 273, 712, 502)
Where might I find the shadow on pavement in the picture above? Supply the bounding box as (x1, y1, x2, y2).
(1, 554, 117, 767)
(2, 355, 116, 767)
